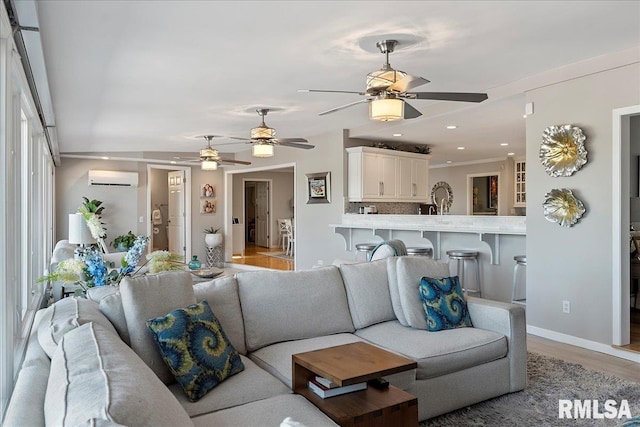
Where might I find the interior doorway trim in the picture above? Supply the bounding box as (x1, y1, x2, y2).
(146, 164, 192, 262)
(223, 162, 296, 262)
(612, 105, 639, 346)
(466, 172, 502, 215)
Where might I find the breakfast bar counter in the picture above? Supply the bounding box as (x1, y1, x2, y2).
(331, 214, 526, 265)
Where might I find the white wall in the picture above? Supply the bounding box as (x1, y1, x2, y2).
(428, 158, 516, 215)
(525, 62, 640, 344)
(230, 130, 351, 269)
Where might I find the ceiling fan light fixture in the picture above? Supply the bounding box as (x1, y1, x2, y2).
(250, 125, 276, 140)
(201, 160, 218, 171)
(370, 98, 404, 122)
(366, 68, 407, 90)
(252, 143, 274, 158)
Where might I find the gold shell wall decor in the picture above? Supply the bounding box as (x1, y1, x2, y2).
(539, 125, 587, 177)
(542, 188, 586, 227)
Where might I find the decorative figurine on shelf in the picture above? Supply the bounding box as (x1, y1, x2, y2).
(188, 255, 201, 270)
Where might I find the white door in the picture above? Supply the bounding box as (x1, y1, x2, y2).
(379, 155, 398, 199)
(413, 158, 429, 199)
(397, 157, 413, 199)
(167, 171, 186, 259)
(255, 181, 270, 248)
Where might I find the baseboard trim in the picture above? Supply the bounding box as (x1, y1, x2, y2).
(527, 325, 640, 363)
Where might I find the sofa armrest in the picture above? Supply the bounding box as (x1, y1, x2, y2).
(466, 297, 526, 392)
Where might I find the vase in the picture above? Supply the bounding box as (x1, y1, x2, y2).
(205, 233, 223, 248)
(188, 255, 201, 270)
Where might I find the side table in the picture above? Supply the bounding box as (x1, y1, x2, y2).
(205, 245, 224, 268)
(292, 342, 418, 427)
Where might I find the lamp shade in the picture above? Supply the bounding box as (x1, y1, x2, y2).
(68, 213, 95, 245)
(252, 143, 274, 158)
(370, 98, 404, 122)
(201, 160, 218, 170)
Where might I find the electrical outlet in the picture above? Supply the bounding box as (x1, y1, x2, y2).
(562, 300, 571, 314)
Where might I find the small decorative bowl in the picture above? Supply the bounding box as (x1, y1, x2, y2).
(190, 268, 224, 279)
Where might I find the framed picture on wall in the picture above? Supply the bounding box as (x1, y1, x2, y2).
(306, 172, 331, 204)
(201, 183, 214, 198)
(200, 199, 215, 214)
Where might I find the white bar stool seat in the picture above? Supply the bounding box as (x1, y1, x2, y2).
(446, 250, 482, 297)
(511, 255, 527, 306)
(355, 243, 377, 261)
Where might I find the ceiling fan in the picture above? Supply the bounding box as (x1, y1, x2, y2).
(186, 135, 253, 170)
(211, 108, 315, 158)
(299, 39, 488, 122)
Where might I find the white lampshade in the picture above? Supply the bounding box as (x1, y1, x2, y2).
(370, 98, 404, 122)
(201, 160, 218, 170)
(252, 143, 274, 158)
(68, 213, 95, 245)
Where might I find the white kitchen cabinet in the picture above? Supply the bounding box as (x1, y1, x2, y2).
(347, 146, 430, 202)
(514, 160, 526, 207)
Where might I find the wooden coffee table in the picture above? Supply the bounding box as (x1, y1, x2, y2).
(292, 342, 418, 427)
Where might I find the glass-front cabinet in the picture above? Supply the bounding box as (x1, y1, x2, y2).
(514, 160, 526, 207)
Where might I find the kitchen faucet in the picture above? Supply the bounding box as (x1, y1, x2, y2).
(440, 198, 446, 215)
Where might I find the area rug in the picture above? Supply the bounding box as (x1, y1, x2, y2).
(421, 352, 640, 426)
(256, 251, 293, 261)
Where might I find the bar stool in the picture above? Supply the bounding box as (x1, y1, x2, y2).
(446, 250, 482, 297)
(355, 243, 377, 261)
(511, 255, 527, 306)
(406, 247, 433, 257)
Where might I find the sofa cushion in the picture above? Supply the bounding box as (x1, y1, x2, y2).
(236, 266, 354, 352)
(44, 322, 193, 427)
(249, 333, 365, 388)
(147, 301, 245, 402)
(386, 256, 408, 325)
(193, 275, 246, 354)
(339, 259, 396, 329)
(355, 320, 507, 380)
(86, 285, 120, 302)
(37, 297, 118, 358)
(191, 394, 338, 427)
(396, 257, 451, 330)
(419, 276, 473, 331)
(169, 355, 290, 417)
(98, 292, 130, 345)
(120, 270, 196, 384)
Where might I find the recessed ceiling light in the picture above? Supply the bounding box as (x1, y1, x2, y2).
(392, 133, 402, 137)
(507, 152, 515, 156)
(522, 114, 528, 118)
(457, 146, 465, 150)
(446, 125, 457, 130)
(101, 157, 109, 160)
(500, 143, 509, 146)
(446, 160, 453, 164)
(170, 161, 177, 164)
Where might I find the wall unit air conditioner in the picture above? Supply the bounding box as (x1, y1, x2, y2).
(88, 170, 139, 187)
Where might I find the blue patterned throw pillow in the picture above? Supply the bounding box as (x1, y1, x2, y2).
(146, 300, 244, 402)
(418, 276, 473, 332)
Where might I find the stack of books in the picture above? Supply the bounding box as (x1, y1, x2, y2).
(307, 376, 367, 399)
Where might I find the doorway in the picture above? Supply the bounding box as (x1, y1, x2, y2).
(612, 105, 640, 349)
(244, 180, 270, 248)
(466, 172, 501, 215)
(146, 165, 191, 262)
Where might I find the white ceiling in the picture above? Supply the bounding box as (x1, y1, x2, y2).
(28, 0, 640, 165)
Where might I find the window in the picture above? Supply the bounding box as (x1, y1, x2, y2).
(0, 5, 55, 419)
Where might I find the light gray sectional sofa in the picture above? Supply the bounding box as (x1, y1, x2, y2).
(4, 256, 526, 426)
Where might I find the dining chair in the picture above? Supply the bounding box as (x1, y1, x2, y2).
(277, 219, 289, 251)
(284, 219, 295, 257)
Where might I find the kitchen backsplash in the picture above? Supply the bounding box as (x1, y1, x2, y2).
(345, 201, 423, 215)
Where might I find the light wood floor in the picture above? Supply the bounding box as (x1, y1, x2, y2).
(528, 334, 640, 383)
(229, 242, 294, 271)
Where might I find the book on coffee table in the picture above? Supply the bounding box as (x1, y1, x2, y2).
(314, 376, 339, 389)
(307, 379, 367, 399)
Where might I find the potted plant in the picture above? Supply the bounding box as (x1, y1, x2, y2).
(112, 231, 137, 252)
(203, 227, 222, 247)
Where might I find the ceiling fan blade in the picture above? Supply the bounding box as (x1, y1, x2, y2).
(388, 75, 429, 93)
(276, 137, 308, 143)
(403, 101, 422, 119)
(218, 159, 252, 165)
(210, 135, 251, 142)
(408, 92, 488, 102)
(278, 141, 315, 150)
(299, 89, 366, 95)
(319, 98, 371, 116)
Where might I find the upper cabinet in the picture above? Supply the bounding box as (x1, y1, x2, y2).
(347, 146, 431, 202)
(514, 160, 526, 207)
